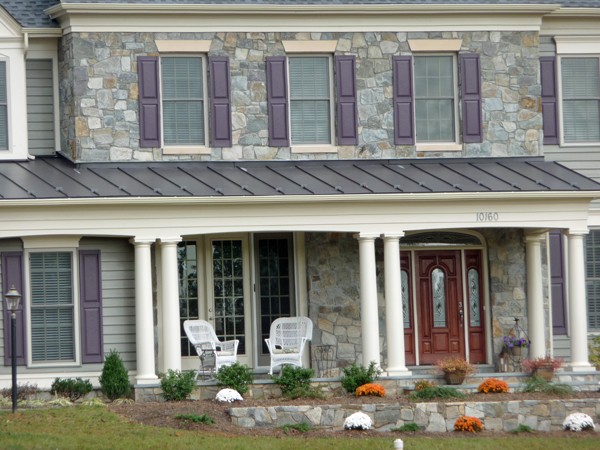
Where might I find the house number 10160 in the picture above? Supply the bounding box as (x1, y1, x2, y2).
(476, 212, 499, 222)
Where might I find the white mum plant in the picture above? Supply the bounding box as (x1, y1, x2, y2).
(563, 412, 595, 432)
(343, 411, 372, 430)
(215, 388, 243, 403)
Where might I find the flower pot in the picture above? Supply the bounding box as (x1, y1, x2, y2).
(444, 371, 467, 385)
(534, 365, 554, 381)
(510, 347, 522, 357)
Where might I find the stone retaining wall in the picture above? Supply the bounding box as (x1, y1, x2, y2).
(229, 399, 600, 432)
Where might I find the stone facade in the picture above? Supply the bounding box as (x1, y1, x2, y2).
(58, 31, 542, 162)
(306, 230, 535, 371)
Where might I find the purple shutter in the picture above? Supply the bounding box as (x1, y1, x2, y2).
(209, 56, 232, 147)
(2, 252, 25, 366)
(335, 55, 358, 145)
(266, 56, 290, 147)
(459, 54, 483, 143)
(392, 56, 415, 145)
(540, 57, 559, 145)
(138, 56, 161, 148)
(549, 231, 568, 335)
(79, 250, 104, 364)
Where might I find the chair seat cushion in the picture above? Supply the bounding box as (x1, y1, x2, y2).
(216, 351, 235, 356)
(272, 348, 299, 354)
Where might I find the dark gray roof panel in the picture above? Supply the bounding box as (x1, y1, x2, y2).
(1, 156, 599, 201)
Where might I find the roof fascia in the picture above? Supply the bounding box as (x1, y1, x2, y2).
(45, 3, 560, 33)
(0, 7, 23, 37)
(0, 190, 599, 208)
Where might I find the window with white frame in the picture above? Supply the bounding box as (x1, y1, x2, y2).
(161, 56, 206, 146)
(0, 60, 8, 150)
(288, 56, 333, 145)
(560, 57, 600, 143)
(414, 55, 458, 143)
(586, 229, 600, 331)
(29, 252, 75, 362)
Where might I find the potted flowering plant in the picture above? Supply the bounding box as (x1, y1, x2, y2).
(521, 355, 563, 381)
(436, 357, 475, 385)
(503, 335, 529, 356)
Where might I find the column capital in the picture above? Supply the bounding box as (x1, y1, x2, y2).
(524, 232, 546, 243)
(381, 232, 405, 240)
(567, 229, 589, 237)
(354, 232, 380, 241)
(130, 237, 155, 246)
(159, 237, 182, 245)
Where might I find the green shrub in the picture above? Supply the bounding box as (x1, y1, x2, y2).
(281, 422, 311, 434)
(0, 382, 38, 401)
(214, 362, 253, 395)
(159, 370, 196, 401)
(99, 349, 131, 401)
(521, 375, 574, 397)
(272, 366, 314, 396)
(589, 335, 600, 369)
(51, 378, 93, 401)
(409, 385, 465, 401)
(392, 422, 421, 432)
(175, 413, 214, 424)
(340, 361, 381, 394)
(511, 424, 533, 433)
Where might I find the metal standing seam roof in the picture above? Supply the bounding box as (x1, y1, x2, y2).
(0, 156, 599, 200)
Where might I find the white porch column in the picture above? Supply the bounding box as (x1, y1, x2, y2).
(132, 238, 158, 385)
(525, 233, 546, 358)
(357, 233, 381, 368)
(382, 234, 411, 375)
(568, 231, 593, 371)
(160, 237, 182, 372)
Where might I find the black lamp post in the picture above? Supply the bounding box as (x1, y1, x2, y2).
(5, 286, 21, 414)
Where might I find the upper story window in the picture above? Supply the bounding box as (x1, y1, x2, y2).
(266, 41, 358, 152)
(138, 41, 231, 153)
(0, 60, 8, 150)
(288, 56, 333, 145)
(560, 57, 600, 144)
(160, 56, 207, 146)
(414, 55, 458, 144)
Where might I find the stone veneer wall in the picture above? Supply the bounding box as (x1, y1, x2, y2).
(306, 229, 532, 372)
(58, 31, 541, 162)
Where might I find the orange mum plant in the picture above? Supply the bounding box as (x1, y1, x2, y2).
(477, 378, 509, 394)
(454, 416, 484, 433)
(355, 383, 385, 397)
(414, 380, 435, 391)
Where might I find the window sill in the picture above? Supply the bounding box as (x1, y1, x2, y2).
(27, 361, 80, 369)
(163, 146, 211, 155)
(291, 145, 337, 154)
(416, 143, 463, 152)
(560, 141, 600, 147)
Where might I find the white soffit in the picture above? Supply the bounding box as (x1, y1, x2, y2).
(44, 4, 557, 33)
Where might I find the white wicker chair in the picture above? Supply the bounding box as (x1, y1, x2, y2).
(183, 319, 239, 379)
(264, 316, 313, 375)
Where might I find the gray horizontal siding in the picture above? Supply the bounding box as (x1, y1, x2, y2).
(26, 59, 55, 156)
(539, 35, 556, 57)
(0, 237, 137, 375)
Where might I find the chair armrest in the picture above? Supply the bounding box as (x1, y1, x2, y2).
(216, 339, 239, 354)
(264, 338, 275, 354)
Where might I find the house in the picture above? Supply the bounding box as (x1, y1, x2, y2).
(0, 0, 599, 395)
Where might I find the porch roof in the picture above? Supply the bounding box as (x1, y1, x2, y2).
(1, 156, 599, 200)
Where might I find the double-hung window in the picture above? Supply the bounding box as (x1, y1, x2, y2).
(29, 252, 75, 363)
(414, 55, 458, 143)
(138, 42, 232, 151)
(0, 60, 8, 150)
(288, 56, 333, 145)
(161, 56, 207, 147)
(586, 230, 600, 330)
(560, 57, 600, 144)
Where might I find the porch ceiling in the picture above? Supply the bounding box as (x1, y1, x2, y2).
(1, 156, 599, 201)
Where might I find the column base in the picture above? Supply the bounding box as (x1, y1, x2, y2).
(385, 367, 412, 377)
(570, 362, 594, 372)
(135, 375, 159, 386)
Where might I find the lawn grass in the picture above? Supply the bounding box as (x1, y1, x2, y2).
(1, 406, 599, 450)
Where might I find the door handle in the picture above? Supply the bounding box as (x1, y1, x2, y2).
(458, 302, 464, 325)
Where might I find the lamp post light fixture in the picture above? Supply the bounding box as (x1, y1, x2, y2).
(5, 286, 21, 414)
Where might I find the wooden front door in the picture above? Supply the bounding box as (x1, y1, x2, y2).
(417, 251, 464, 364)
